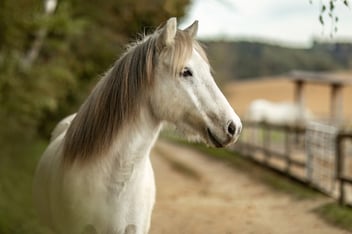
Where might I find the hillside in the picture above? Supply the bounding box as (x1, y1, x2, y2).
(204, 40, 352, 82)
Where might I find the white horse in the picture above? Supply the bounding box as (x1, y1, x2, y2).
(246, 99, 313, 125)
(33, 18, 242, 234)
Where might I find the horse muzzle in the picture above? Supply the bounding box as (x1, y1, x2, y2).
(206, 119, 242, 148)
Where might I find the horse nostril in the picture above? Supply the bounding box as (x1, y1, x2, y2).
(227, 121, 236, 137)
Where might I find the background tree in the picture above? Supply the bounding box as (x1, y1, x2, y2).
(0, 0, 190, 142)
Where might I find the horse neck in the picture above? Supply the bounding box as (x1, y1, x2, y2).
(107, 105, 162, 168)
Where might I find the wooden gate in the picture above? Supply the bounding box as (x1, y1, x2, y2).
(306, 121, 338, 195)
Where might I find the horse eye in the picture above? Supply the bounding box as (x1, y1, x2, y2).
(180, 67, 193, 77)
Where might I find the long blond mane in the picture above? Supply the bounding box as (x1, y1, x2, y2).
(62, 27, 208, 164)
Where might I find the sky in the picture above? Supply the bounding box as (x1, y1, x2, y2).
(180, 0, 352, 47)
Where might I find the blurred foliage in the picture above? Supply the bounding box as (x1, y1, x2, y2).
(0, 0, 190, 233)
(205, 40, 352, 82)
(0, 0, 190, 142)
(0, 140, 52, 234)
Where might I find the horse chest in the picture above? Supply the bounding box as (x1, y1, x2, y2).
(60, 156, 155, 233)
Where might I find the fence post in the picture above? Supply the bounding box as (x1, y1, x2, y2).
(306, 124, 313, 185)
(330, 84, 343, 126)
(285, 125, 291, 174)
(262, 122, 270, 164)
(336, 134, 345, 205)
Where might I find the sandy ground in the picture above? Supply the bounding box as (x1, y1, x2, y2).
(150, 140, 349, 234)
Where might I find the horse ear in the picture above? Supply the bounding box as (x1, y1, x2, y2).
(184, 20, 198, 38)
(158, 17, 177, 49)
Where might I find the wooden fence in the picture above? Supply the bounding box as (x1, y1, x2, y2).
(231, 121, 352, 205)
(336, 133, 352, 205)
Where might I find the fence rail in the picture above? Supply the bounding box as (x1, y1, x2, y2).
(336, 133, 352, 205)
(232, 121, 352, 205)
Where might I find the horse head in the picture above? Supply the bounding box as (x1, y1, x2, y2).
(151, 18, 242, 147)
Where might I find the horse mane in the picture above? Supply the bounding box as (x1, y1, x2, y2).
(63, 27, 207, 164)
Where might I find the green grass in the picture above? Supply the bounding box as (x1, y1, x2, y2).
(314, 202, 352, 232)
(0, 138, 52, 234)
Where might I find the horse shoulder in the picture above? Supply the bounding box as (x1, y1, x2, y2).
(33, 133, 66, 231)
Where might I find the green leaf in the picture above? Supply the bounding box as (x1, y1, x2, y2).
(322, 4, 326, 13)
(329, 0, 335, 11)
(319, 14, 324, 25)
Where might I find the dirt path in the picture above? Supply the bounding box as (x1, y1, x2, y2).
(150, 140, 349, 234)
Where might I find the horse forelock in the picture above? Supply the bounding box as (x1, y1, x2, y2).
(62, 28, 206, 165)
(162, 30, 208, 76)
